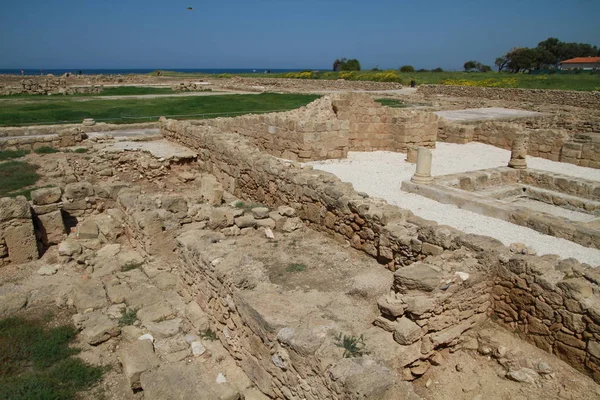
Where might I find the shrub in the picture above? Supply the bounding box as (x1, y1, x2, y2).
(118, 308, 138, 326)
(400, 65, 415, 73)
(200, 328, 217, 341)
(286, 263, 306, 272)
(217, 74, 233, 79)
(433, 67, 444, 72)
(334, 333, 367, 358)
(73, 148, 88, 153)
(121, 261, 142, 272)
(0, 161, 40, 198)
(34, 146, 59, 154)
(0, 149, 29, 161)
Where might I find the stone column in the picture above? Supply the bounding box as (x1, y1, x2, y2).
(508, 132, 529, 169)
(406, 146, 418, 163)
(411, 147, 433, 184)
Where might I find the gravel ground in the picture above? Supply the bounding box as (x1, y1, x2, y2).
(309, 142, 600, 266)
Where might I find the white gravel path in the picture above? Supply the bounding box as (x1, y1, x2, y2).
(309, 142, 600, 266)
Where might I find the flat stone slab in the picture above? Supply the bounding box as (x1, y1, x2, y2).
(104, 139, 197, 160)
(87, 128, 161, 139)
(434, 108, 543, 122)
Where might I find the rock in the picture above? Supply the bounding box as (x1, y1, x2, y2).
(58, 239, 83, 257)
(4, 223, 39, 264)
(535, 360, 553, 375)
(506, 368, 539, 384)
(98, 168, 113, 177)
(119, 339, 160, 390)
(455, 271, 470, 282)
(393, 317, 423, 345)
(192, 341, 207, 356)
(80, 312, 121, 345)
(185, 301, 209, 331)
(277, 206, 296, 217)
(78, 219, 99, 239)
(377, 295, 407, 318)
(137, 300, 175, 323)
(251, 207, 270, 219)
(121, 325, 144, 342)
(37, 265, 58, 275)
(394, 263, 441, 292)
(31, 187, 62, 205)
(373, 316, 397, 332)
(234, 215, 256, 229)
(139, 333, 154, 342)
(282, 217, 303, 232)
(403, 295, 436, 316)
(107, 303, 126, 319)
(208, 209, 234, 230)
(410, 360, 430, 376)
(0, 197, 31, 222)
(64, 181, 94, 201)
(256, 218, 276, 230)
(178, 171, 196, 182)
(216, 373, 227, 383)
(72, 280, 107, 312)
(145, 318, 182, 338)
(0, 292, 28, 318)
(140, 363, 241, 400)
(329, 357, 393, 399)
(163, 196, 188, 218)
(37, 210, 67, 245)
(263, 227, 275, 239)
(198, 174, 224, 206)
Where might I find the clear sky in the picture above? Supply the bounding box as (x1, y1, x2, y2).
(1, 0, 598, 70)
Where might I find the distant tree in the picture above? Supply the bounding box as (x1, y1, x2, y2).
(506, 48, 538, 73)
(371, 66, 381, 71)
(494, 56, 509, 72)
(478, 64, 492, 72)
(333, 58, 346, 72)
(433, 67, 444, 72)
(417, 68, 429, 72)
(341, 59, 361, 71)
(463, 60, 478, 71)
(400, 65, 415, 73)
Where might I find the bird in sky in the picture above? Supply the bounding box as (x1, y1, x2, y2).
(187, 7, 193, 11)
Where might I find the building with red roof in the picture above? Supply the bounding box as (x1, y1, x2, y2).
(559, 57, 600, 70)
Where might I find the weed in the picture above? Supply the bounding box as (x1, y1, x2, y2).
(0, 149, 29, 161)
(34, 146, 60, 154)
(73, 147, 88, 153)
(119, 308, 138, 326)
(120, 261, 142, 272)
(234, 200, 267, 210)
(200, 328, 217, 341)
(286, 263, 306, 273)
(0, 161, 40, 198)
(0, 316, 105, 399)
(334, 333, 368, 358)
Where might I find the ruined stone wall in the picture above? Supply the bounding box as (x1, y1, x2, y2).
(161, 118, 600, 382)
(332, 93, 438, 152)
(492, 255, 600, 381)
(418, 85, 600, 110)
(0, 122, 158, 138)
(438, 120, 600, 169)
(0, 78, 103, 95)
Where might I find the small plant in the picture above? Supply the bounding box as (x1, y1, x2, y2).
(286, 263, 306, 273)
(200, 328, 217, 341)
(0, 149, 29, 161)
(335, 333, 367, 358)
(234, 201, 267, 210)
(119, 308, 138, 326)
(34, 146, 60, 154)
(73, 147, 88, 153)
(120, 261, 142, 272)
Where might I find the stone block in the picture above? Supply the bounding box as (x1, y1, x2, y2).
(64, 181, 94, 201)
(393, 317, 422, 345)
(37, 210, 66, 245)
(5, 222, 38, 264)
(120, 339, 160, 390)
(31, 187, 62, 205)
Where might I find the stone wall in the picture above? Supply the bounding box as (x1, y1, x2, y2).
(332, 94, 438, 152)
(418, 85, 600, 110)
(0, 78, 103, 96)
(438, 120, 600, 169)
(161, 119, 600, 382)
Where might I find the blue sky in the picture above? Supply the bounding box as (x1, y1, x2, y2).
(1, 0, 598, 70)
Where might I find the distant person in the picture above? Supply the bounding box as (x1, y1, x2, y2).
(410, 79, 416, 88)
(20, 69, 24, 76)
(79, 70, 83, 76)
(40, 69, 44, 76)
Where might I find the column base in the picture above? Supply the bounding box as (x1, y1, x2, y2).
(411, 174, 433, 184)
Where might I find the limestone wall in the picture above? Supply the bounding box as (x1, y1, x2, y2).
(161, 118, 600, 382)
(0, 197, 38, 266)
(0, 78, 103, 96)
(438, 120, 600, 169)
(418, 85, 600, 110)
(332, 93, 438, 152)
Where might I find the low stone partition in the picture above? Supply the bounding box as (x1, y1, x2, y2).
(161, 118, 600, 383)
(418, 84, 600, 110)
(0, 122, 158, 138)
(438, 119, 600, 169)
(0, 77, 103, 96)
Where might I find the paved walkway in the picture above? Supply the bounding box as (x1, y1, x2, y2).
(434, 107, 544, 122)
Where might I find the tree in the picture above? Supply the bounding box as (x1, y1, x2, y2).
(478, 64, 492, 72)
(463, 60, 478, 71)
(433, 67, 444, 72)
(495, 56, 509, 72)
(333, 58, 346, 72)
(400, 65, 415, 73)
(506, 48, 538, 73)
(341, 59, 361, 71)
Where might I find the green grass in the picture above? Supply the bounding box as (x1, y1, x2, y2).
(200, 328, 217, 341)
(0, 93, 320, 127)
(120, 261, 142, 272)
(334, 333, 368, 358)
(73, 148, 88, 153)
(0, 161, 40, 198)
(33, 146, 59, 154)
(118, 308, 138, 326)
(375, 99, 410, 108)
(151, 70, 600, 91)
(0, 86, 176, 98)
(0, 316, 105, 400)
(0, 149, 29, 161)
(286, 263, 306, 273)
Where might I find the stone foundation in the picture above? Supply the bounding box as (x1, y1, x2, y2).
(0, 77, 103, 96)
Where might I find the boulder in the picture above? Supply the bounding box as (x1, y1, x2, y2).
(64, 181, 94, 201)
(31, 187, 62, 205)
(78, 219, 99, 239)
(58, 239, 82, 256)
(393, 317, 422, 345)
(119, 339, 160, 390)
(394, 263, 441, 292)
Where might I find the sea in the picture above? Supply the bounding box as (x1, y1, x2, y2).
(0, 68, 316, 76)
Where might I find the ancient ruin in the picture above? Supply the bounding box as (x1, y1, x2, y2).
(2, 77, 600, 399)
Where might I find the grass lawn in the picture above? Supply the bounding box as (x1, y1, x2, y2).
(0, 92, 320, 126)
(0, 316, 105, 400)
(0, 161, 40, 198)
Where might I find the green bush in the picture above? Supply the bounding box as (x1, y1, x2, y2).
(34, 146, 59, 154)
(0, 149, 29, 161)
(400, 65, 415, 73)
(0, 161, 40, 198)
